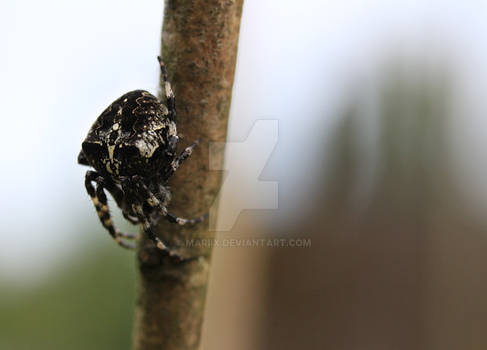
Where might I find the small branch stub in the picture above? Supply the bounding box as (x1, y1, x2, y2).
(132, 1, 244, 350)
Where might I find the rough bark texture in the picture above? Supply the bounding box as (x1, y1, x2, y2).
(132, 1, 244, 349)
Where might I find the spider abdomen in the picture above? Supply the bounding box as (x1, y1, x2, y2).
(80, 90, 174, 181)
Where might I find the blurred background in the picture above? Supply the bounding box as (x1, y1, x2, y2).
(2, 0, 487, 349)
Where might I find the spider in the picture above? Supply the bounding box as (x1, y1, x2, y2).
(78, 56, 206, 258)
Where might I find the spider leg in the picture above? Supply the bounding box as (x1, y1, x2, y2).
(163, 139, 200, 180)
(131, 204, 185, 260)
(85, 171, 139, 248)
(166, 211, 209, 226)
(165, 124, 179, 160)
(125, 176, 205, 257)
(130, 174, 207, 226)
(87, 172, 139, 238)
(102, 180, 140, 225)
(157, 56, 175, 122)
(157, 56, 179, 159)
(120, 175, 176, 255)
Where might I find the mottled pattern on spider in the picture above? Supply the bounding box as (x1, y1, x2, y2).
(78, 56, 206, 258)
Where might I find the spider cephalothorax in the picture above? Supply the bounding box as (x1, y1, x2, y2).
(78, 57, 205, 257)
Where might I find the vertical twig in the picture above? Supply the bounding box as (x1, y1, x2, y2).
(132, 1, 244, 349)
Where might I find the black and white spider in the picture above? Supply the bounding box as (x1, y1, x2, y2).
(78, 56, 206, 257)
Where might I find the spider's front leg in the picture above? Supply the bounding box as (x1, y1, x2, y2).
(85, 171, 138, 249)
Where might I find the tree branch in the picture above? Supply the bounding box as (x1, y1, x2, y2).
(132, 1, 244, 349)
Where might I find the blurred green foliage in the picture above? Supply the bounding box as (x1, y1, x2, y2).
(0, 236, 136, 350)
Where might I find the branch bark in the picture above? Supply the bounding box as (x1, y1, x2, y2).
(132, 1, 244, 349)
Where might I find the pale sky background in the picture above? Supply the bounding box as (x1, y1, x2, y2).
(1, 0, 487, 282)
